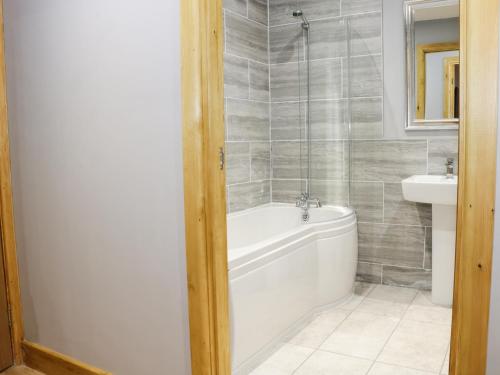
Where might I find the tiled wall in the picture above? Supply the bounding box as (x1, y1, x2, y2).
(224, 0, 271, 213)
(223, 0, 459, 289)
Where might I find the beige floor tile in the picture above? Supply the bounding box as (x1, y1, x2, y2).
(368, 362, 436, 374)
(378, 319, 451, 373)
(338, 283, 376, 311)
(249, 343, 313, 375)
(320, 311, 400, 360)
(294, 350, 373, 375)
(288, 309, 350, 349)
(354, 285, 417, 318)
(367, 285, 418, 304)
(403, 304, 452, 326)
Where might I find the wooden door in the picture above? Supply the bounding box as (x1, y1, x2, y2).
(0, 232, 13, 371)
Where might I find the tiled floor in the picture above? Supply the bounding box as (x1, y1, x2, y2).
(250, 283, 452, 375)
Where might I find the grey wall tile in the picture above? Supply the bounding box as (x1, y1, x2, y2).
(309, 18, 347, 60)
(226, 12, 269, 63)
(271, 101, 305, 140)
(298, 0, 341, 20)
(310, 59, 343, 100)
(384, 183, 432, 226)
(382, 266, 431, 290)
(350, 97, 383, 139)
(270, 62, 303, 101)
(272, 141, 307, 178)
(271, 59, 342, 101)
(310, 100, 347, 139)
(226, 142, 251, 185)
(349, 12, 382, 56)
(358, 223, 426, 268)
(227, 99, 270, 141)
(224, 0, 247, 17)
(228, 180, 271, 212)
(270, 23, 304, 64)
(428, 137, 459, 175)
(224, 54, 249, 99)
(356, 262, 382, 284)
(248, 0, 269, 25)
(309, 179, 348, 205)
(352, 140, 427, 182)
(341, 0, 381, 15)
(251, 142, 271, 180)
(272, 179, 305, 203)
(351, 181, 383, 222)
(249, 61, 270, 101)
(269, 0, 299, 26)
(311, 141, 344, 179)
(424, 227, 432, 270)
(346, 55, 382, 97)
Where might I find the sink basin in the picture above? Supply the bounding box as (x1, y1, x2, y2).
(402, 175, 458, 206)
(401, 175, 458, 307)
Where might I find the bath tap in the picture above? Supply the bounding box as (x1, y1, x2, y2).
(446, 158, 455, 179)
(296, 194, 322, 222)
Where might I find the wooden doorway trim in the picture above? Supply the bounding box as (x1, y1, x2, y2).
(450, 0, 499, 374)
(0, 0, 24, 366)
(180, 0, 230, 374)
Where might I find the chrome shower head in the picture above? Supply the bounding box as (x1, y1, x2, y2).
(292, 9, 309, 28)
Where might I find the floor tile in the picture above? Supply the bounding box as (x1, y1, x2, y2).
(288, 309, 350, 349)
(249, 344, 314, 375)
(403, 291, 452, 325)
(355, 285, 417, 318)
(338, 282, 375, 311)
(294, 350, 373, 375)
(368, 362, 436, 374)
(403, 304, 452, 326)
(378, 319, 451, 373)
(320, 311, 399, 360)
(367, 285, 418, 304)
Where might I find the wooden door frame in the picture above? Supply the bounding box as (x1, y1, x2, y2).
(0, 0, 24, 366)
(450, 0, 500, 374)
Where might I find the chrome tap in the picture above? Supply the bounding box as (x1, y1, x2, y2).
(296, 193, 322, 222)
(446, 158, 455, 179)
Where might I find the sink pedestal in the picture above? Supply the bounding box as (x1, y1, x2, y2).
(432, 204, 456, 307)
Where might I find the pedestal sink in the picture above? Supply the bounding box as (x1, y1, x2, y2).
(402, 175, 458, 307)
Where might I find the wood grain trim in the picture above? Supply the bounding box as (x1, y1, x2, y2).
(180, 0, 230, 374)
(0, 0, 24, 365)
(416, 42, 459, 119)
(450, 0, 500, 374)
(23, 341, 111, 375)
(443, 56, 459, 119)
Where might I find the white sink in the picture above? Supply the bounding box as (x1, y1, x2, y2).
(402, 175, 458, 206)
(401, 175, 458, 307)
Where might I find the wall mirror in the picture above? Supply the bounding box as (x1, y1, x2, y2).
(405, 0, 460, 130)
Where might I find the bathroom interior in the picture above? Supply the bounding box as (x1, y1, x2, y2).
(224, 0, 459, 374)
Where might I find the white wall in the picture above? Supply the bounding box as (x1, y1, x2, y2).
(3, 1, 191, 374)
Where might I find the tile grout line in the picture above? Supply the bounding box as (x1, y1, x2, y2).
(290, 285, 372, 374)
(364, 290, 419, 373)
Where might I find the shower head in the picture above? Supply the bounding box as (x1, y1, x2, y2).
(292, 9, 309, 28)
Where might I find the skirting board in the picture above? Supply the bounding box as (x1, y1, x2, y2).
(22, 341, 111, 375)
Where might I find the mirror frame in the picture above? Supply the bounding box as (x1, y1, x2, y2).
(404, 0, 460, 131)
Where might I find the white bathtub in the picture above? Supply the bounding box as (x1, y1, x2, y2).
(228, 203, 358, 373)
